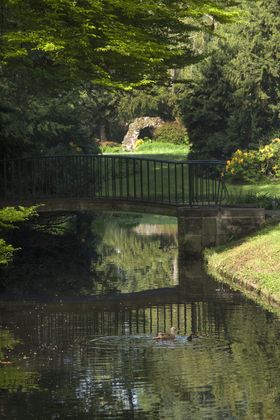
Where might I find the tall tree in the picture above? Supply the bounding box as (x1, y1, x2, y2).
(0, 0, 238, 89)
(181, 0, 280, 159)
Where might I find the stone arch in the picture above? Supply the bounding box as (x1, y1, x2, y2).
(122, 116, 164, 150)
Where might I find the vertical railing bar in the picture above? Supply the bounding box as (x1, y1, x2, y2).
(111, 157, 115, 197)
(79, 155, 83, 197)
(161, 162, 164, 202)
(175, 163, 178, 204)
(200, 165, 203, 205)
(154, 160, 157, 201)
(92, 156, 95, 197)
(140, 160, 143, 199)
(86, 155, 89, 198)
(206, 165, 209, 205)
(101, 155, 104, 197)
(156, 306, 159, 332)
(98, 156, 102, 197)
(133, 159, 136, 199)
(181, 163, 185, 204)
(107, 157, 109, 197)
(197, 165, 200, 205)
(147, 160, 150, 200)
(188, 163, 192, 206)
(168, 163, 171, 203)
(119, 158, 123, 198)
(126, 158, 129, 198)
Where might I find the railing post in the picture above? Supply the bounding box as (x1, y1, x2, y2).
(188, 162, 194, 206)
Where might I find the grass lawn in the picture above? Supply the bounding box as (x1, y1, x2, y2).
(205, 222, 280, 308)
(102, 141, 190, 161)
(226, 182, 280, 197)
(224, 181, 280, 208)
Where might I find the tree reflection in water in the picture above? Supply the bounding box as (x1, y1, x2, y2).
(0, 213, 280, 418)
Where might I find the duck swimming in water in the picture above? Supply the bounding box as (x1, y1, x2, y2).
(187, 332, 200, 341)
(153, 326, 178, 340)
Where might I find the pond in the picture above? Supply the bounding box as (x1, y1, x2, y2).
(1, 213, 280, 419)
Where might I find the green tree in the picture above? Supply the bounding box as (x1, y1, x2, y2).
(0, 206, 38, 265)
(181, 0, 280, 159)
(1, 0, 237, 90)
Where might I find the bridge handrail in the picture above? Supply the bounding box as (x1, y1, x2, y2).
(0, 154, 226, 166)
(0, 154, 227, 206)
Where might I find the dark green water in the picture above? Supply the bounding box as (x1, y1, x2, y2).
(1, 213, 280, 419)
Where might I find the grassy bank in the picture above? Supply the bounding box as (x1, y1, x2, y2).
(205, 222, 280, 310)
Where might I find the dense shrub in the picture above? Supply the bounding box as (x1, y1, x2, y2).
(154, 122, 189, 145)
(100, 141, 123, 154)
(226, 138, 280, 182)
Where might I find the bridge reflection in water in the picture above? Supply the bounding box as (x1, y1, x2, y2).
(3, 262, 240, 348)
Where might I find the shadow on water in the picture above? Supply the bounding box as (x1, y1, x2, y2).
(1, 212, 280, 419)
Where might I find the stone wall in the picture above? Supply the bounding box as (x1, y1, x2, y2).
(178, 207, 266, 257)
(122, 116, 164, 150)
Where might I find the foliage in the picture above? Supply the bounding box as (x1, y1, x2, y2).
(1, 213, 103, 294)
(0, 82, 105, 158)
(181, 0, 280, 159)
(0, 206, 38, 230)
(101, 144, 123, 154)
(0, 329, 40, 392)
(0, 1, 239, 158)
(154, 122, 189, 145)
(226, 138, 280, 182)
(135, 139, 145, 149)
(0, 239, 16, 267)
(0, 0, 238, 90)
(93, 214, 178, 293)
(116, 86, 180, 124)
(0, 206, 38, 265)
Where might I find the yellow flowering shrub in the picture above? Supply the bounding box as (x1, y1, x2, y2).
(135, 139, 145, 149)
(226, 138, 280, 182)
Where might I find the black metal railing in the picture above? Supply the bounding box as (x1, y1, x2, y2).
(0, 155, 227, 206)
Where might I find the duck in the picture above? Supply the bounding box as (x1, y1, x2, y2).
(153, 326, 178, 340)
(187, 332, 200, 341)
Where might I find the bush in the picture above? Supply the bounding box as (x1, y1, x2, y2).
(154, 122, 189, 145)
(100, 141, 123, 154)
(135, 139, 145, 149)
(226, 138, 280, 182)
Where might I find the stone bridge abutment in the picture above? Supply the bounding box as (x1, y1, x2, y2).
(177, 207, 266, 256)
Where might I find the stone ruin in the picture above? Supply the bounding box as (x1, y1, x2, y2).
(122, 116, 164, 151)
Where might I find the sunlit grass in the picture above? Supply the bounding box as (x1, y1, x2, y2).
(205, 222, 280, 305)
(226, 182, 280, 197)
(103, 141, 190, 161)
(223, 180, 280, 208)
(133, 141, 189, 157)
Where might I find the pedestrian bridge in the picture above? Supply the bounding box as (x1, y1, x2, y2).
(0, 154, 226, 207)
(0, 155, 265, 255)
